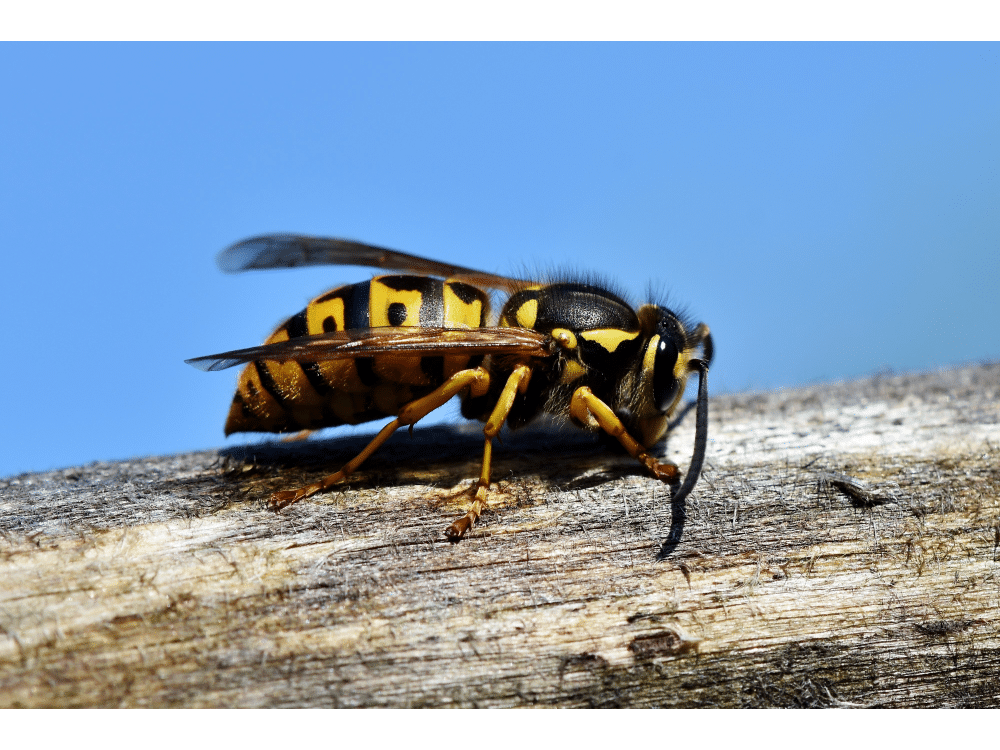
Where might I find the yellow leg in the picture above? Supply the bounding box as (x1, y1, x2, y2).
(569, 386, 680, 482)
(445, 364, 532, 539)
(269, 367, 491, 510)
(281, 429, 315, 443)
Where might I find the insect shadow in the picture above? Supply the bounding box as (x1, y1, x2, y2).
(218, 421, 611, 487)
(217, 418, 690, 556)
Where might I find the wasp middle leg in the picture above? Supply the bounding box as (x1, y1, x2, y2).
(445, 363, 533, 539)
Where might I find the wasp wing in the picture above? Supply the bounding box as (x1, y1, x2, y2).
(217, 234, 525, 291)
(186, 327, 553, 372)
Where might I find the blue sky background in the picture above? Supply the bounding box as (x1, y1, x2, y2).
(2, 43, 998, 478)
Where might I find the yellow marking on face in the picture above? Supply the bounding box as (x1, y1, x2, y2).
(560, 359, 587, 384)
(369, 281, 423, 327)
(306, 294, 346, 335)
(674, 355, 692, 381)
(515, 299, 538, 329)
(671, 321, 692, 381)
(668, 351, 693, 415)
(551, 328, 578, 349)
(580, 328, 640, 353)
(674, 341, 692, 381)
(443, 283, 484, 328)
(642, 332, 660, 386)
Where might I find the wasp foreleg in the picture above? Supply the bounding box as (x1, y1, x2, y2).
(569, 386, 681, 483)
(269, 367, 492, 510)
(445, 364, 533, 539)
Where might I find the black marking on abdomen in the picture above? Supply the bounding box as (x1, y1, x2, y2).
(284, 307, 334, 394)
(418, 278, 444, 326)
(378, 276, 444, 326)
(314, 281, 370, 330)
(388, 302, 408, 326)
(254, 361, 294, 409)
(447, 280, 485, 305)
(344, 281, 372, 330)
(286, 310, 308, 339)
(232, 392, 253, 418)
(301, 361, 335, 395)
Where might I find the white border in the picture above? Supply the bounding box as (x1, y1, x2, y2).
(4, 0, 999, 41)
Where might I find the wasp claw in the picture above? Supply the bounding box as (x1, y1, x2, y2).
(269, 488, 306, 509)
(445, 517, 471, 540)
(639, 455, 680, 482)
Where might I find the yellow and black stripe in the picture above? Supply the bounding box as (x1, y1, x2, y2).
(225, 275, 489, 435)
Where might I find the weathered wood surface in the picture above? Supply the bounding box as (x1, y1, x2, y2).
(2, 363, 999, 708)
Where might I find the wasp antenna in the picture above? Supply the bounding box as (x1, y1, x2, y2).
(657, 358, 709, 560)
(670, 358, 709, 506)
(696, 326, 714, 368)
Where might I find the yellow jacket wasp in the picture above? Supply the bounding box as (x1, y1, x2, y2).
(187, 234, 713, 539)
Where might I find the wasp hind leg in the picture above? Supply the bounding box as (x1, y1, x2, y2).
(445, 364, 532, 540)
(269, 367, 491, 510)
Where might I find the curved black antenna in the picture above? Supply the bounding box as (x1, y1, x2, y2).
(672, 358, 710, 504)
(658, 358, 709, 560)
(699, 330, 714, 369)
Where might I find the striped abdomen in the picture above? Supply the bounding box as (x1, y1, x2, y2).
(225, 275, 490, 435)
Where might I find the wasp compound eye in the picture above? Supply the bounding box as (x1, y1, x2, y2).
(652, 336, 680, 414)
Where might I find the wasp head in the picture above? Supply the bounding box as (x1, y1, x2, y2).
(616, 305, 712, 448)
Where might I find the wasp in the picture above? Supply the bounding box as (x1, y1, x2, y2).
(187, 234, 713, 539)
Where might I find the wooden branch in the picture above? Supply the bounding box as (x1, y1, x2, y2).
(2, 363, 999, 707)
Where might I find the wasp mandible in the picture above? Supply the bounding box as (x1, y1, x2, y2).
(187, 234, 713, 539)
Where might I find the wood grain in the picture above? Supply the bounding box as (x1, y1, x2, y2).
(2, 363, 999, 707)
